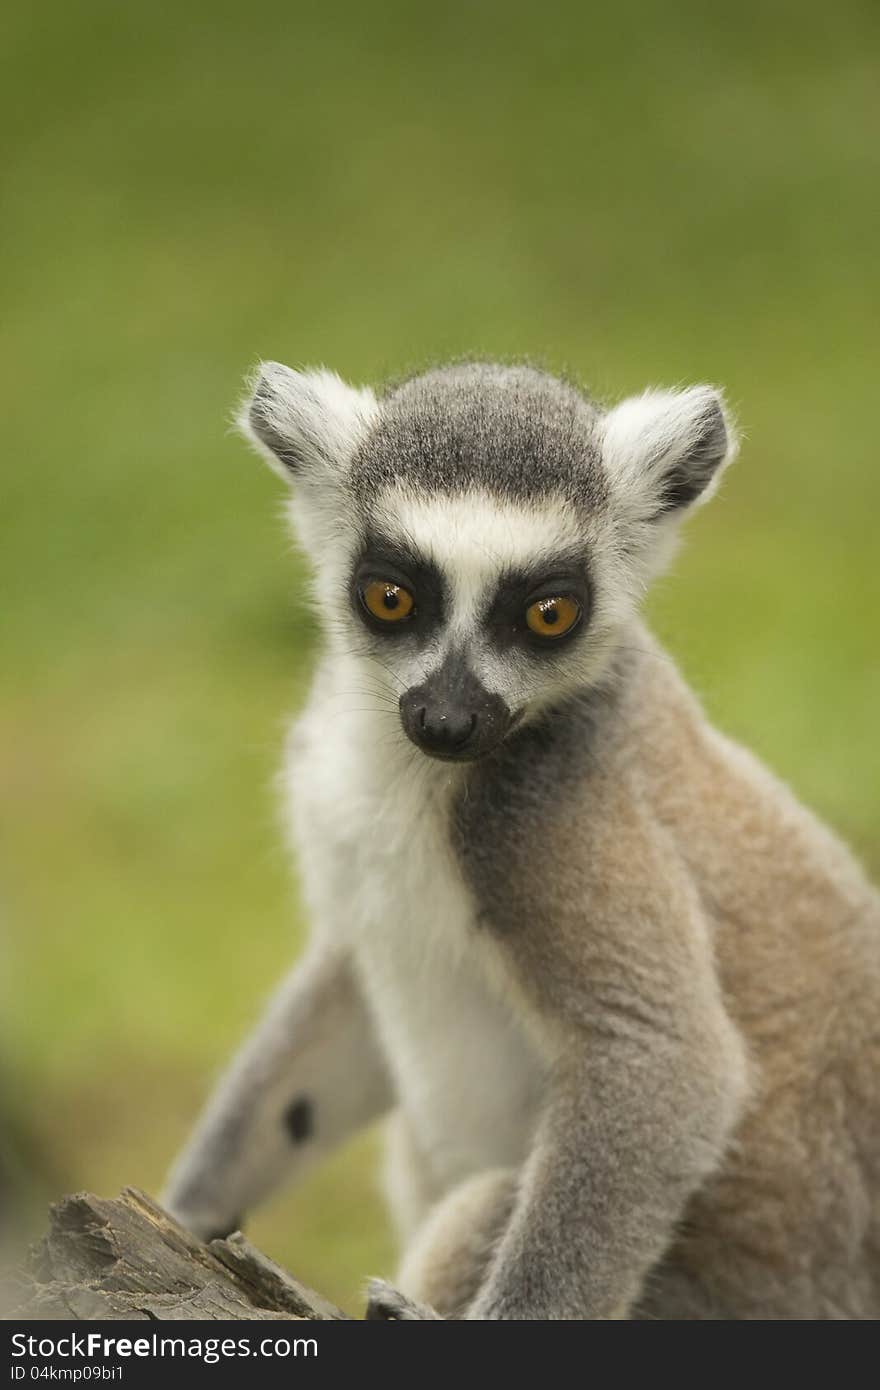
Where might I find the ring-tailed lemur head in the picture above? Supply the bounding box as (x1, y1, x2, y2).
(239, 362, 737, 762)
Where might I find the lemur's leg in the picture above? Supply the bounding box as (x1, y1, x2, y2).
(162, 946, 392, 1240)
(396, 1168, 517, 1318)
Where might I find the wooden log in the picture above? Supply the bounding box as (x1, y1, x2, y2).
(3, 1187, 347, 1321)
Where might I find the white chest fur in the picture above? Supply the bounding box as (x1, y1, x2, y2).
(287, 689, 546, 1192)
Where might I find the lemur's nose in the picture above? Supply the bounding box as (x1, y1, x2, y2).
(399, 655, 512, 762)
(418, 703, 477, 753)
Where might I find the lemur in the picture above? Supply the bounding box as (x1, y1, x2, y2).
(163, 361, 880, 1319)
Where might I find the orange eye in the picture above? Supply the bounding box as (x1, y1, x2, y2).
(525, 594, 581, 639)
(361, 579, 415, 623)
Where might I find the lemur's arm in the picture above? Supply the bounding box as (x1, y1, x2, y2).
(463, 817, 750, 1320)
(372, 844, 750, 1322)
(162, 945, 392, 1240)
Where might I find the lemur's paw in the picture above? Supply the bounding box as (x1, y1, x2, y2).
(365, 1279, 443, 1320)
(203, 1216, 243, 1243)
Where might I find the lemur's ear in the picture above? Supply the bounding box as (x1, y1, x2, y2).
(601, 386, 737, 521)
(237, 361, 378, 483)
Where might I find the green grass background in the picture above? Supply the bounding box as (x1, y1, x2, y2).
(1, 0, 878, 1312)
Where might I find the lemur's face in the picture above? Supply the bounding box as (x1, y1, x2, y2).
(349, 490, 595, 761)
(240, 362, 735, 764)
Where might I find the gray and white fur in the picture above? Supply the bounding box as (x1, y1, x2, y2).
(163, 361, 880, 1319)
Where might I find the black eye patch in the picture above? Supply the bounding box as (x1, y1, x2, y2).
(351, 532, 446, 635)
(484, 557, 591, 653)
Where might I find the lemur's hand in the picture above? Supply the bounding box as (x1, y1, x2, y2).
(161, 1188, 243, 1246)
(365, 1279, 443, 1320)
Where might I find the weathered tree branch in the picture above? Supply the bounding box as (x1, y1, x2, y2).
(3, 1187, 347, 1321)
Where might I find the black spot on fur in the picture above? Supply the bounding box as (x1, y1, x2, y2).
(284, 1096, 313, 1144)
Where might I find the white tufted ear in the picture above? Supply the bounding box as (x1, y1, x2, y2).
(601, 386, 738, 522)
(237, 361, 379, 483)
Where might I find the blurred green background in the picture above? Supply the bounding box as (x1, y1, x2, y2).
(1, 0, 878, 1313)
